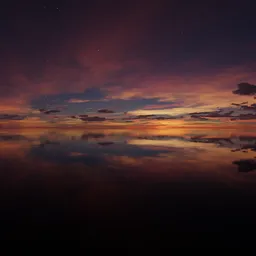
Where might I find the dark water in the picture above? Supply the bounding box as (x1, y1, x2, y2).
(1, 128, 256, 247)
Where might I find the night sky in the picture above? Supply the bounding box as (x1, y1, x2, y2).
(1, 0, 256, 127)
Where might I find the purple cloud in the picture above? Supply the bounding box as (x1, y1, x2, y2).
(97, 109, 115, 113)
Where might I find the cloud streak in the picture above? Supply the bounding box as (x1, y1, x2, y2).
(97, 109, 115, 114)
(0, 114, 26, 120)
(80, 116, 106, 122)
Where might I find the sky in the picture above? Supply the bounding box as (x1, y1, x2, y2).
(1, 0, 256, 128)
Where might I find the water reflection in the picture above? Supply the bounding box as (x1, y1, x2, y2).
(1, 128, 256, 186)
(1, 128, 256, 244)
(233, 159, 256, 172)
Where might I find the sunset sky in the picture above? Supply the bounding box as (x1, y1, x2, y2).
(1, 0, 256, 127)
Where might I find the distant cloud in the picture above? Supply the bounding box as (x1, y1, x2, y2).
(135, 114, 156, 119)
(233, 83, 256, 95)
(97, 109, 115, 113)
(44, 110, 61, 114)
(122, 114, 182, 121)
(0, 114, 26, 120)
(80, 116, 106, 122)
(231, 102, 248, 107)
(68, 99, 90, 103)
(230, 114, 256, 120)
(39, 108, 61, 114)
(153, 116, 181, 120)
(189, 110, 227, 118)
(189, 104, 256, 120)
(240, 104, 256, 111)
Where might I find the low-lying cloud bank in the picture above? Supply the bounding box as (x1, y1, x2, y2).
(0, 83, 255, 126)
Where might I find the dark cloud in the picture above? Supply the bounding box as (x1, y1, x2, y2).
(122, 114, 182, 121)
(44, 110, 61, 114)
(79, 114, 88, 118)
(231, 102, 254, 110)
(189, 111, 211, 115)
(39, 108, 61, 114)
(154, 116, 181, 120)
(136, 114, 156, 119)
(240, 104, 256, 111)
(189, 110, 234, 118)
(230, 114, 256, 121)
(206, 111, 234, 117)
(231, 102, 248, 107)
(80, 116, 106, 122)
(189, 101, 256, 121)
(233, 159, 256, 172)
(231, 103, 241, 107)
(139, 115, 181, 120)
(0, 114, 26, 120)
(232, 144, 256, 153)
(233, 83, 256, 96)
(97, 109, 115, 113)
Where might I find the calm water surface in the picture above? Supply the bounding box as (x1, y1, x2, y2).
(1, 128, 256, 246)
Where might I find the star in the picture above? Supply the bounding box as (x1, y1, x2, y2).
(97, 49, 100, 52)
